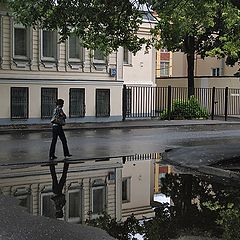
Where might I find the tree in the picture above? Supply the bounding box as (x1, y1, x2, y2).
(4, 0, 148, 54)
(150, 0, 240, 97)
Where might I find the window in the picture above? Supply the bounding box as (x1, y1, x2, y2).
(69, 35, 83, 61)
(0, 17, 2, 64)
(92, 186, 106, 215)
(122, 177, 131, 202)
(14, 24, 28, 58)
(69, 88, 85, 118)
(11, 87, 28, 119)
(212, 68, 220, 76)
(68, 190, 81, 221)
(96, 89, 110, 117)
(94, 49, 105, 62)
(42, 30, 57, 59)
(41, 88, 58, 119)
(13, 187, 31, 213)
(41, 193, 55, 218)
(160, 61, 170, 76)
(123, 47, 129, 64)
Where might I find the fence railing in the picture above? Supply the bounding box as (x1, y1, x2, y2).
(122, 85, 240, 121)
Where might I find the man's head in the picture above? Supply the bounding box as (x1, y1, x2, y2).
(51, 194, 66, 218)
(56, 99, 64, 107)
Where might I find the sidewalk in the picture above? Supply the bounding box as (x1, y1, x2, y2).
(1, 118, 240, 133)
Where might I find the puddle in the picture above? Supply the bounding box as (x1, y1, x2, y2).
(0, 152, 240, 239)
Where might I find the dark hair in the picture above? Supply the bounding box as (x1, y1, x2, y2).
(56, 99, 64, 106)
(51, 194, 66, 218)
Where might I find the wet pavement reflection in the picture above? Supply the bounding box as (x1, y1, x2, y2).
(1, 150, 240, 239)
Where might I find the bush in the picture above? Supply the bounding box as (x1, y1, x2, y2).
(160, 96, 209, 120)
(217, 207, 240, 240)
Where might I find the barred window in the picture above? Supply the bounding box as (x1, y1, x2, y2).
(96, 89, 110, 117)
(69, 88, 85, 118)
(41, 88, 58, 119)
(11, 87, 28, 119)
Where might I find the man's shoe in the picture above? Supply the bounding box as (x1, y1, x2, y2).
(50, 156, 57, 160)
(64, 154, 72, 158)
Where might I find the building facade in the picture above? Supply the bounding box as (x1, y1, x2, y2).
(0, 5, 156, 126)
(156, 50, 240, 89)
(0, 6, 123, 126)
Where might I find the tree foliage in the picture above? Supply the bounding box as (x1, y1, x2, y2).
(5, 0, 149, 54)
(150, 0, 240, 96)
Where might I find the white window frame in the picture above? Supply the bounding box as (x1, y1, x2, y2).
(40, 192, 56, 218)
(91, 185, 106, 218)
(123, 47, 132, 65)
(122, 177, 131, 203)
(13, 23, 29, 60)
(68, 35, 84, 62)
(13, 187, 32, 213)
(67, 189, 82, 223)
(41, 29, 58, 61)
(160, 61, 170, 76)
(93, 49, 106, 64)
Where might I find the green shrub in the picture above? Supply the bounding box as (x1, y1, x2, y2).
(160, 96, 209, 120)
(217, 207, 240, 240)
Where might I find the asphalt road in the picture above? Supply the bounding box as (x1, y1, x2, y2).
(1, 124, 240, 166)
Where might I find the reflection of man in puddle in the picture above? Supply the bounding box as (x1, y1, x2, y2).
(49, 162, 69, 218)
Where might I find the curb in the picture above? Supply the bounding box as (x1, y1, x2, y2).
(0, 120, 240, 134)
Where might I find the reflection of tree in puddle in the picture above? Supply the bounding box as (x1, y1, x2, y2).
(159, 172, 240, 237)
(49, 162, 69, 218)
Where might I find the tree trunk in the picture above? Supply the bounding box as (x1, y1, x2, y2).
(185, 36, 195, 98)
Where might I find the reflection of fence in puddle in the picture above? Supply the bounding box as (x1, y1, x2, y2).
(124, 152, 161, 163)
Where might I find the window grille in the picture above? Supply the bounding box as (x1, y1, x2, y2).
(11, 87, 28, 119)
(69, 88, 85, 117)
(96, 89, 110, 117)
(41, 88, 58, 119)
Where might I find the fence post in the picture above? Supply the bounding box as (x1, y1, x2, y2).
(224, 87, 228, 121)
(167, 85, 172, 120)
(122, 84, 127, 121)
(211, 87, 215, 120)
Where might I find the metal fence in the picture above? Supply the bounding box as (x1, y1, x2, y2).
(122, 85, 240, 121)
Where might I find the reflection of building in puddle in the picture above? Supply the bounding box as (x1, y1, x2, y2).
(0, 153, 164, 223)
(154, 161, 173, 193)
(0, 157, 122, 223)
(122, 153, 161, 220)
